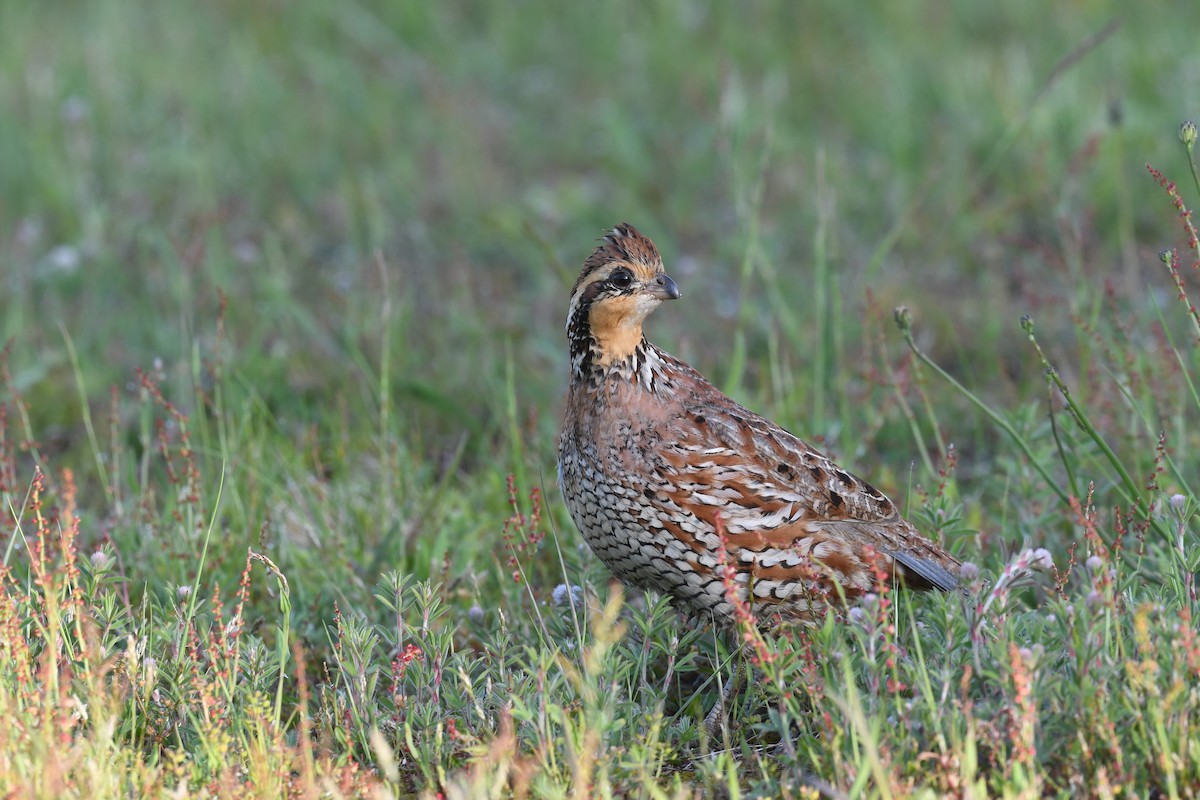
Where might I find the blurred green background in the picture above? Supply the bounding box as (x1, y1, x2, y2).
(1, 0, 1197, 556)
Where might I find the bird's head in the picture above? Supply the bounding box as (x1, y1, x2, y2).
(566, 223, 681, 372)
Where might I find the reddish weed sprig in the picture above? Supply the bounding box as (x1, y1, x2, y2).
(186, 620, 217, 726)
(1069, 489, 1121, 615)
(390, 642, 424, 724)
(28, 468, 50, 587)
(1006, 643, 1037, 775)
(208, 550, 253, 703)
(778, 627, 830, 732)
(1145, 431, 1168, 497)
(0, 566, 35, 713)
(935, 445, 958, 499)
(500, 475, 544, 584)
(137, 368, 202, 529)
(394, 643, 423, 681)
(1147, 164, 1200, 257)
(1156, 249, 1200, 342)
(864, 547, 906, 696)
(714, 515, 774, 669)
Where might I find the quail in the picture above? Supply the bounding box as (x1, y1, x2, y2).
(557, 223, 960, 634)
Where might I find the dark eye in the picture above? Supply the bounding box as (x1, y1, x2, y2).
(610, 269, 633, 289)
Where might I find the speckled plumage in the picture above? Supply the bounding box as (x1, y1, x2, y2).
(557, 223, 960, 630)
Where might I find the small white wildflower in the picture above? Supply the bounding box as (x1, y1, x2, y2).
(551, 583, 584, 608)
(233, 241, 260, 264)
(177, 585, 192, 601)
(862, 592, 879, 607)
(960, 562, 980, 581)
(1031, 548, 1054, 571)
(1170, 493, 1186, 511)
(46, 244, 81, 274)
(848, 607, 865, 623)
(61, 95, 89, 123)
(90, 551, 111, 570)
(1045, 613, 1056, 624)
(1085, 555, 1103, 572)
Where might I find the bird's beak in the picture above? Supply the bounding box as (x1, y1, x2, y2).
(647, 274, 681, 301)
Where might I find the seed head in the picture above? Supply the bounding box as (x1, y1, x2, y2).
(1181, 120, 1198, 150)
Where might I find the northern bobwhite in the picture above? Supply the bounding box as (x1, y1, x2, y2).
(557, 223, 960, 632)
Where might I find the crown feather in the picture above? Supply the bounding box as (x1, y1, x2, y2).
(571, 223, 663, 298)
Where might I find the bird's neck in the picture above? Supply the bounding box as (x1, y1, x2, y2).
(568, 316, 662, 390)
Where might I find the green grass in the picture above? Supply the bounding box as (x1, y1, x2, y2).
(2, 0, 1200, 796)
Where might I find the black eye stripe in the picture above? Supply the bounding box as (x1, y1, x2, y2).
(579, 280, 606, 307)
